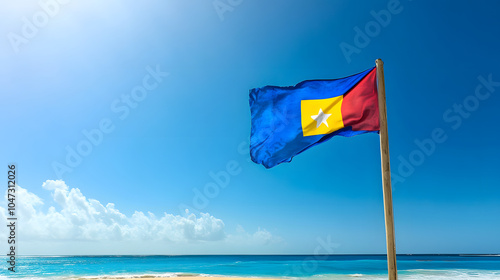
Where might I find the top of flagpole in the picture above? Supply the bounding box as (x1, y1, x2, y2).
(376, 58, 383, 66)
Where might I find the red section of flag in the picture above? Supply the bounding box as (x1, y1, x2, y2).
(341, 68, 380, 131)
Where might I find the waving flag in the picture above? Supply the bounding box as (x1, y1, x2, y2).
(249, 67, 379, 168)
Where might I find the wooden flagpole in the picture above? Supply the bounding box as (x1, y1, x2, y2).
(375, 58, 398, 280)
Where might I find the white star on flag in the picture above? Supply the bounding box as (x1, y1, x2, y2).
(311, 108, 331, 128)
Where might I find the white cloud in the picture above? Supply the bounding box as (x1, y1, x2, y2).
(0, 180, 284, 254)
(0, 181, 230, 242)
(0, 180, 277, 252)
(233, 225, 282, 245)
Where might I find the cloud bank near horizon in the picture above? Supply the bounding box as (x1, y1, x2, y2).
(0, 180, 281, 254)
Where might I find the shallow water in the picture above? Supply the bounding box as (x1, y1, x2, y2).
(1, 255, 499, 279)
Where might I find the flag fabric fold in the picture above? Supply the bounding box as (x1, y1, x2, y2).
(249, 67, 379, 168)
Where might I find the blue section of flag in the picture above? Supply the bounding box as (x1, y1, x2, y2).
(249, 67, 376, 169)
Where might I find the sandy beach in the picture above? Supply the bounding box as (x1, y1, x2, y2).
(101, 277, 283, 280)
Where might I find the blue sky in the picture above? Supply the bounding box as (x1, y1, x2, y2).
(1, 0, 499, 255)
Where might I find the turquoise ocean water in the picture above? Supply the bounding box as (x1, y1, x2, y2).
(1, 255, 499, 279)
